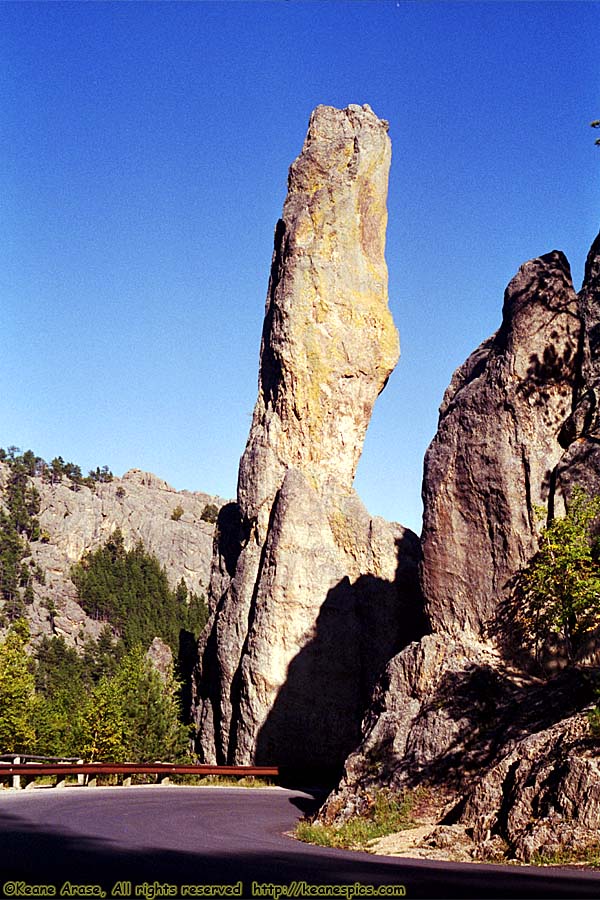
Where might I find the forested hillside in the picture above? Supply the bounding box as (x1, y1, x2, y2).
(0, 446, 223, 762)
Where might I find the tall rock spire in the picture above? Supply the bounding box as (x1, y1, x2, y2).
(238, 103, 399, 538)
(192, 104, 423, 772)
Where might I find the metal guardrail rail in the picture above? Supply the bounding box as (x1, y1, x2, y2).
(0, 760, 279, 789)
(0, 754, 82, 762)
(0, 762, 279, 777)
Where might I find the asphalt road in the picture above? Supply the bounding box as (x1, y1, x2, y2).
(1, 786, 599, 900)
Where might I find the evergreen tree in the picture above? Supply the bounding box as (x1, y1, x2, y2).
(200, 503, 219, 524)
(71, 530, 205, 652)
(0, 513, 28, 619)
(176, 578, 208, 636)
(0, 449, 42, 619)
(33, 633, 125, 756)
(76, 647, 190, 763)
(81, 627, 124, 683)
(115, 646, 190, 762)
(35, 635, 86, 695)
(33, 635, 87, 755)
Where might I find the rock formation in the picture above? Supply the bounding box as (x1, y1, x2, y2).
(556, 234, 600, 500)
(320, 232, 600, 862)
(460, 707, 600, 862)
(421, 251, 580, 638)
(1, 463, 223, 646)
(193, 104, 424, 772)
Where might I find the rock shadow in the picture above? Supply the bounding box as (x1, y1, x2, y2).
(254, 532, 427, 781)
(193, 501, 246, 763)
(395, 662, 600, 797)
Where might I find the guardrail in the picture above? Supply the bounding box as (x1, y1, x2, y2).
(0, 761, 279, 790)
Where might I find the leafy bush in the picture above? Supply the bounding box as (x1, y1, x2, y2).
(0, 620, 37, 753)
(512, 487, 600, 663)
(79, 647, 190, 763)
(10, 632, 190, 762)
(171, 504, 184, 522)
(200, 503, 219, 524)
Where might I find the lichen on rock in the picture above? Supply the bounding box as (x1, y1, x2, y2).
(192, 104, 424, 771)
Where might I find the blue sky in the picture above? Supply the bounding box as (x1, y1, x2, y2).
(2, 1, 599, 533)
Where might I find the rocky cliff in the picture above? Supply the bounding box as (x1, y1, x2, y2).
(421, 251, 580, 638)
(321, 232, 600, 862)
(0, 463, 223, 647)
(192, 104, 424, 772)
(556, 233, 600, 501)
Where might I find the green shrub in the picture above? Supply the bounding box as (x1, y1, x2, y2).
(513, 487, 600, 663)
(200, 503, 219, 524)
(296, 789, 415, 851)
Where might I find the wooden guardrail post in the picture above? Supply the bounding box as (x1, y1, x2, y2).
(55, 762, 67, 789)
(77, 759, 85, 786)
(12, 756, 21, 790)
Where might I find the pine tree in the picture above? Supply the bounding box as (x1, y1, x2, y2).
(71, 530, 196, 652)
(115, 647, 190, 762)
(80, 677, 127, 763)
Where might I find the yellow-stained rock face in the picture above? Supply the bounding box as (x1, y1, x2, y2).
(238, 104, 399, 537)
(192, 105, 423, 771)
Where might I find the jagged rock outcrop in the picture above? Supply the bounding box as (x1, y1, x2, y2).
(1, 463, 223, 646)
(320, 234, 600, 861)
(320, 633, 512, 822)
(557, 233, 600, 500)
(193, 104, 424, 771)
(321, 634, 600, 861)
(461, 711, 600, 861)
(422, 251, 580, 638)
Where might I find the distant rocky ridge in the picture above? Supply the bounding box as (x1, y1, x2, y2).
(0, 463, 224, 647)
(192, 104, 424, 772)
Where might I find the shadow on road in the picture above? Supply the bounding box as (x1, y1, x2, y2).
(1, 804, 600, 900)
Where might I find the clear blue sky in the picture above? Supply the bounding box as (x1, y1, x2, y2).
(2, 1, 599, 533)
